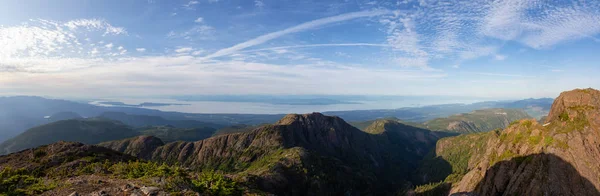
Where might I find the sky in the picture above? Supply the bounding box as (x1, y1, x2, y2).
(0, 0, 599, 100)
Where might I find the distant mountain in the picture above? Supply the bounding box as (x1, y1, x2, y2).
(423, 108, 531, 133)
(47, 111, 83, 122)
(0, 118, 139, 155)
(97, 101, 190, 107)
(413, 88, 600, 195)
(496, 98, 554, 119)
(98, 112, 224, 129)
(100, 113, 442, 195)
(325, 98, 552, 123)
(350, 117, 428, 131)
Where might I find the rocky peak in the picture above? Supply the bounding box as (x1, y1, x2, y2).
(547, 88, 600, 125)
(275, 112, 347, 128)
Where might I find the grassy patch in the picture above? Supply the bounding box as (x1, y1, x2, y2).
(543, 137, 554, 147)
(0, 167, 56, 196)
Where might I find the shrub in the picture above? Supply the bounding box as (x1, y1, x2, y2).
(0, 167, 56, 195)
(192, 172, 241, 196)
(558, 112, 569, 121)
(109, 161, 183, 179)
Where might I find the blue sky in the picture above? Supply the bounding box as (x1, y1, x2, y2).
(0, 0, 599, 99)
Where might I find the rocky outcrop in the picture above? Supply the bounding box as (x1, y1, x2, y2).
(416, 88, 600, 195)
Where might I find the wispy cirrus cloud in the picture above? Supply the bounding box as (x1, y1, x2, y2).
(167, 25, 215, 40)
(202, 9, 393, 60)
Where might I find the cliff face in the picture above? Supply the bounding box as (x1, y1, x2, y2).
(416, 88, 600, 195)
(101, 113, 441, 195)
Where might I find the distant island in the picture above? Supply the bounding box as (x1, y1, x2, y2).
(97, 101, 190, 107)
(173, 95, 362, 105)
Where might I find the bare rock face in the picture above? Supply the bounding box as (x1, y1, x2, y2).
(546, 88, 600, 126)
(444, 88, 600, 195)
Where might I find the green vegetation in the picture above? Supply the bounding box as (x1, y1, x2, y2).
(528, 135, 542, 145)
(559, 112, 570, 121)
(489, 150, 517, 167)
(414, 181, 450, 196)
(192, 172, 240, 196)
(0, 167, 56, 196)
(78, 161, 241, 195)
(415, 131, 494, 185)
(544, 137, 554, 146)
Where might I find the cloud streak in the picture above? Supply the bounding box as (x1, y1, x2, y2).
(202, 9, 393, 60)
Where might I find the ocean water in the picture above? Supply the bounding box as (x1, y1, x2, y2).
(89, 97, 488, 114)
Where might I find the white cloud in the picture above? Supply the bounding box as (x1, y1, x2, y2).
(167, 25, 215, 40)
(0, 18, 126, 59)
(194, 17, 204, 23)
(480, 0, 600, 49)
(191, 50, 204, 56)
(64, 19, 127, 36)
(254, 0, 265, 8)
(202, 9, 392, 60)
(105, 43, 114, 49)
(0, 56, 447, 97)
(90, 48, 99, 55)
(175, 47, 194, 53)
(494, 54, 507, 61)
(334, 51, 351, 58)
(136, 48, 146, 52)
(183, 1, 199, 9)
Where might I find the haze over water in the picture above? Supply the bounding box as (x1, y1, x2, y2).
(90, 97, 490, 114)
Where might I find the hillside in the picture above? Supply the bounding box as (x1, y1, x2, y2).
(414, 88, 600, 195)
(46, 111, 83, 122)
(98, 112, 224, 129)
(101, 113, 442, 195)
(350, 117, 427, 131)
(211, 124, 264, 136)
(0, 141, 246, 195)
(423, 108, 531, 134)
(137, 125, 216, 142)
(0, 118, 139, 155)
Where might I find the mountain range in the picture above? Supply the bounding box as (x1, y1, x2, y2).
(0, 96, 551, 143)
(1, 90, 588, 195)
